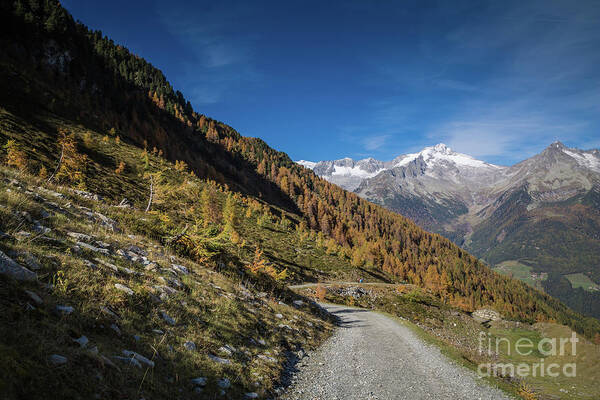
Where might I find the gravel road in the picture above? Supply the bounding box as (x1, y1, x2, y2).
(281, 303, 513, 400)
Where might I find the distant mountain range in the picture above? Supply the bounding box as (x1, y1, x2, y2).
(299, 142, 600, 317)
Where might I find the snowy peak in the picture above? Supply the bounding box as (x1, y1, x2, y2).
(560, 145, 600, 173)
(392, 143, 501, 170)
(297, 160, 317, 169)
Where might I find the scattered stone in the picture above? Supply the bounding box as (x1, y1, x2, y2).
(292, 300, 304, 308)
(258, 354, 277, 363)
(208, 354, 231, 364)
(23, 253, 42, 271)
(94, 212, 119, 232)
(83, 259, 97, 270)
(278, 324, 292, 330)
(0, 250, 37, 281)
(218, 346, 233, 356)
(191, 377, 207, 387)
(100, 355, 118, 369)
(73, 336, 89, 348)
(101, 306, 119, 319)
(113, 356, 142, 369)
(67, 232, 93, 242)
(184, 341, 196, 351)
(160, 310, 176, 326)
(94, 241, 111, 249)
(152, 329, 165, 335)
(55, 305, 75, 315)
(49, 354, 68, 365)
(126, 245, 147, 256)
(257, 339, 266, 346)
(25, 290, 43, 305)
(114, 283, 134, 295)
(217, 378, 231, 389)
(32, 221, 51, 234)
(145, 262, 160, 272)
(171, 264, 189, 275)
(274, 313, 283, 319)
(245, 393, 259, 399)
(76, 241, 109, 255)
(122, 350, 155, 368)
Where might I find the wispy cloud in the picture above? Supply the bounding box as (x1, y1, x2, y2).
(360, 0, 600, 164)
(154, 2, 262, 105)
(362, 135, 391, 151)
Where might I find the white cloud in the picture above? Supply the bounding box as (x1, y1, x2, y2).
(362, 135, 390, 151)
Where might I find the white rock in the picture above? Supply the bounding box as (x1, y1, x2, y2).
(245, 393, 259, 399)
(274, 313, 283, 319)
(67, 232, 92, 242)
(208, 354, 231, 364)
(122, 350, 154, 368)
(292, 300, 304, 307)
(171, 264, 189, 275)
(114, 283, 134, 295)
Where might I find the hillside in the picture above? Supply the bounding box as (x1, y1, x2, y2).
(0, 0, 600, 382)
(302, 143, 600, 318)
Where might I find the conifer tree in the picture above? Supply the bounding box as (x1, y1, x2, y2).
(200, 185, 221, 227)
(3, 139, 27, 171)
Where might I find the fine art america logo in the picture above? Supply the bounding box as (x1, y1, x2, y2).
(477, 332, 578, 378)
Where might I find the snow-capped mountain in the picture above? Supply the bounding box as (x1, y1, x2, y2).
(297, 142, 600, 305)
(298, 157, 386, 191)
(297, 143, 504, 192)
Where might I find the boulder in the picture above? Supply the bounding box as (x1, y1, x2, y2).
(472, 308, 502, 323)
(0, 250, 37, 281)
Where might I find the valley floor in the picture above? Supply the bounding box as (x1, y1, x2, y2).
(281, 303, 512, 400)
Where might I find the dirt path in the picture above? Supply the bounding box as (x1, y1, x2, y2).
(281, 303, 513, 400)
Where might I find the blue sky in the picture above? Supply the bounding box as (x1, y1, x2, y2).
(62, 0, 600, 166)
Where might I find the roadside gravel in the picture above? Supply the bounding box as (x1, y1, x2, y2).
(280, 303, 513, 400)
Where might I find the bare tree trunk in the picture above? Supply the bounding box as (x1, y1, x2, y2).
(145, 175, 154, 212)
(47, 144, 64, 183)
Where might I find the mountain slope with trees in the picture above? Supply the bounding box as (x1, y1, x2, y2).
(1, 0, 599, 340)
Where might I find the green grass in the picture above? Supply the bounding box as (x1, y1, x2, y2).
(493, 260, 546, 290)
(565, 273, 599, 292)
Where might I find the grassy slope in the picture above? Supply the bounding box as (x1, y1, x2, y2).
(0, 108, 395, 399)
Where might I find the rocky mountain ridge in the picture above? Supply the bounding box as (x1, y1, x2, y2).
(299, 142, 600, 317)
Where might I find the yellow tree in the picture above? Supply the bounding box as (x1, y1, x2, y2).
(55, 133, 88, 188)
(200, 185, 221, 227)
(3, 140, 27, 171)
